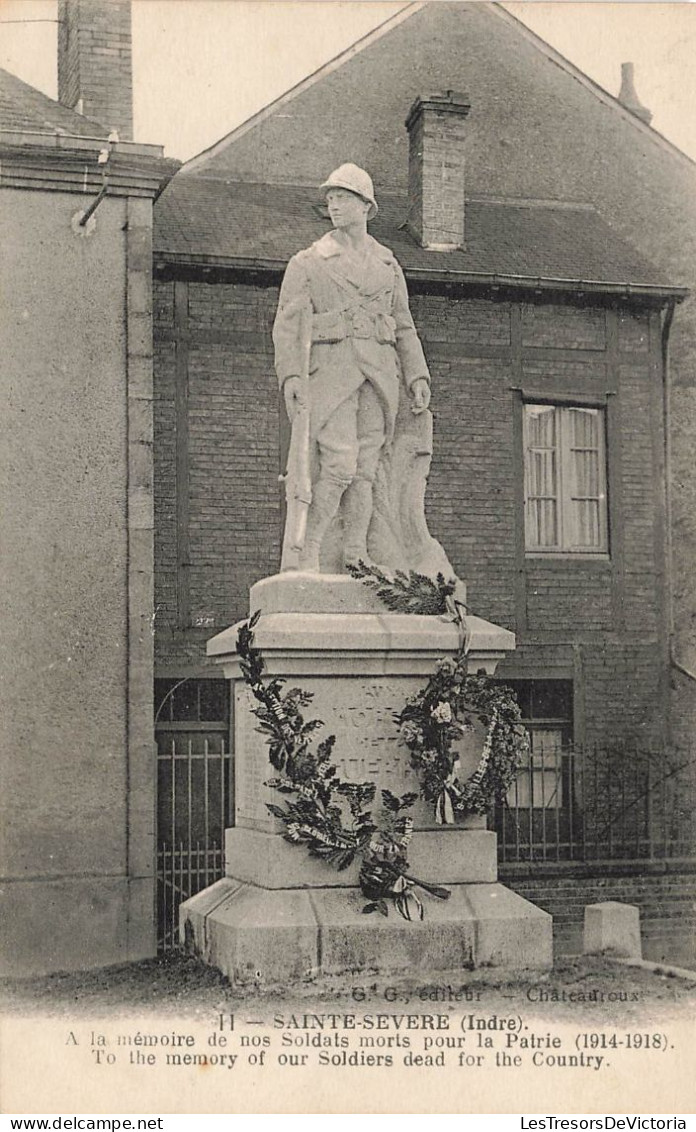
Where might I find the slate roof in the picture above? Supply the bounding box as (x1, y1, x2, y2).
(154, 176, 676, 293)
(0, 66, 108, 138)
(184, 3, 693, 193)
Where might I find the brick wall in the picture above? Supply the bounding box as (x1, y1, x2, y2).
(428, 361, 517, 629)
(58, 0, 133, 139)
(521, 304, 606, 351)
(153, 278, 669, 745)
(581, 640, 666, 747)
(503, 865, 696, 965)
(409, 294, 516, 629)
(525, 563, 613, 633)
(406, 94, 469, 249)
(154, 278, 281, 673)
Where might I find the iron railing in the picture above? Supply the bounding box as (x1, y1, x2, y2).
(494, 743, 695, 864)
(157, 735, 232, 950)
(156, 735, 694, 948)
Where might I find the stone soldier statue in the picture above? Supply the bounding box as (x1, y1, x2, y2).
(273, 163, 451, 577)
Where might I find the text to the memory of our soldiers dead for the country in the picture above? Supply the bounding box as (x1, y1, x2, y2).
(62, 1005, 679, 1077)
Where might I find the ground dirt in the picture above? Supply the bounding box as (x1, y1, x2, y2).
(1, 952, 694, 1024)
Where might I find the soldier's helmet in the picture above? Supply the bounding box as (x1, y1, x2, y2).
(319, 164, 378, 220)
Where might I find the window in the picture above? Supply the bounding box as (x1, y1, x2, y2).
(494, 679, 576, 862)
(524, 404, 608, 553)
(505, 680, 573, 810)
(155, 678, 229, 728)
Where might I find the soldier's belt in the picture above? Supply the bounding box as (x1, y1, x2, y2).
(311, 309, 396, 345)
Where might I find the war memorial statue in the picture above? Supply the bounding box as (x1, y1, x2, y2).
(182, 164, 551, 982)
(273, 163, 453, 577)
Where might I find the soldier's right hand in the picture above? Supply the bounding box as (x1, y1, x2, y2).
(283, 376, 306, 422)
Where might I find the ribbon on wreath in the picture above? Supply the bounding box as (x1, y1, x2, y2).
(444, 594, 470, 654)
(434, 757, 462, 825)
(434, 783, 456, 825)
(392, 874, 424, 921)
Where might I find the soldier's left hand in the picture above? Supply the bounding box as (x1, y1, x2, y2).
(410, 378, 431, 414)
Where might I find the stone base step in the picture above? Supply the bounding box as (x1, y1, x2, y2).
(224, 826, 495, 888)
(181, 878, 553, 985)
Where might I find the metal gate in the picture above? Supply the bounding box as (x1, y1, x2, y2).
(155, 679, 232, 950)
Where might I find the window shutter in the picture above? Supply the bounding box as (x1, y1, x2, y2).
(524, 405, 558, 549)
(564, 408, 607, 551)
(524, 403, 608, 553)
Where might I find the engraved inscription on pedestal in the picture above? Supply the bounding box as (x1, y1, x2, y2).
(235, 683, 271, 831)
(235, 674, 446, 831)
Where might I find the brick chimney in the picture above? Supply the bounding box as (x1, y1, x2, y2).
(405, 91, 471, 251)
(58, 0, 133, 139)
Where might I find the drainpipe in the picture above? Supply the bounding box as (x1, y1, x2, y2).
(661, 300, 696, 691)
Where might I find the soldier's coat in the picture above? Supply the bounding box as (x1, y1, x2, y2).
(273, 231, 430, 440)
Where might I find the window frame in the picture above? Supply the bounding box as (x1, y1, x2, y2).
(154, 677, 230, 733)
(503, 679, 574, 812)
(523, 400, 609, 556)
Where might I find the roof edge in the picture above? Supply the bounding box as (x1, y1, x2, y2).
(182, 2, 696, 178)
(0, 63, 109, 136)
(0, 128, 164, 159)
(181, 2, 422, 174)
(152, 250, 688, 302)
(492, 3, 696, 171)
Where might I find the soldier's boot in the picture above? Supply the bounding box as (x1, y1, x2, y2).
(342, 478, 374, 569)
(299, 476, 346, 572)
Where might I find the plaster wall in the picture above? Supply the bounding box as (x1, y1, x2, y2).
(0, 186, 146, 974)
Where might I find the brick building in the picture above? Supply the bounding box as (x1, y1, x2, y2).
(2, 1, 695, 973)
(152, 4, 696, 958)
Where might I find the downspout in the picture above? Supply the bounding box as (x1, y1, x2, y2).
(661, 299, 696, 690)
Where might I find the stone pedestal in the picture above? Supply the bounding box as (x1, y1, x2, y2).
(181, 574, 553, 982)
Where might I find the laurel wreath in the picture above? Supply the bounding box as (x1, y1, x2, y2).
(396, 660, 529, 825)
(235, 566, 528, 920)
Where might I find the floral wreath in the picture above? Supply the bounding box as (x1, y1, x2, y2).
(397, 661, 529, 825)
(235, 566, 528, 921)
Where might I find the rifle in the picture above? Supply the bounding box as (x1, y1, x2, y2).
(280, 304, 312, 571)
